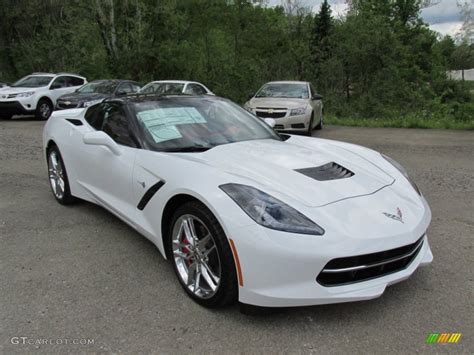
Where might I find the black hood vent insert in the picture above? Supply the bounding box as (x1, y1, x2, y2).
(295, 162, 354, 181)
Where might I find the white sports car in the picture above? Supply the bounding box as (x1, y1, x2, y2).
(43, 94, 433, 308)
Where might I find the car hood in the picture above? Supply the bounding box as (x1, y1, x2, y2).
(57, 92, 110, 102)
(181, 137, 395, 207)
(247, 97, 309, 109)
(0, 86, 44, 94)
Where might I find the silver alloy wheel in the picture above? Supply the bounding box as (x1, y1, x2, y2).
(39, 102, 51, 119)
(172, 214, 221, 299)
(48, 150, 65, 199)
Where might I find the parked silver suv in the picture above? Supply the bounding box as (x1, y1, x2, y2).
(244, 81, 323, 135)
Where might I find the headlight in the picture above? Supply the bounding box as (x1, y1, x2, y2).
(15, 91, 35, 98)
(83, 99, 103, 107)
(220, 183, 324, 235)
(382, 154, 421, 195)
(243, 103, 253, 113)
(289, 107, 306, 116)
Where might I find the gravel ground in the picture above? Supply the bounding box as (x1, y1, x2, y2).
(0, 118, 473, 354)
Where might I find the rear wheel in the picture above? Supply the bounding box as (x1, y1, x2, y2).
(36, 99, 53, 120)
(47, 145, 76, 205)
(168, 201, 238, 308)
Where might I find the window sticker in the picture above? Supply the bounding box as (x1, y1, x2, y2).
(137, 107, 207, 143)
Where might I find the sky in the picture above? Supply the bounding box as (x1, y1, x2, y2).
(268, 0, 464, 38)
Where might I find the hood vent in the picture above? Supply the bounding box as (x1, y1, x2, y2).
(295, 162, 354, 181)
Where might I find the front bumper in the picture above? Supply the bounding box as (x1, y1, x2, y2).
(222, 185, 433, 307)
(0, 101, 35, 116)
(254, 110, 311, 132)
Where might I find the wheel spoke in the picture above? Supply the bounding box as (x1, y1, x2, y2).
(197, 233, 211, 250)
(201, 262, 219, 292)
(187, 262, 197, 286)
(203, 244, 216, 257)
(182, 218, 196, 246)
(193, 264, 201, 293)
(173, 249, 192, 260)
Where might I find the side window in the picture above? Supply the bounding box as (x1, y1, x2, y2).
(101, 104, 137, 147)
(185, 84, 206, 95)
(142, 84, 158, 94)
(50, 76, 68, 89)
(117, 83, 134, 94)
(130, 83, 141, 92)
(84, 104, 105, 130)
(68, 76, 85, 86)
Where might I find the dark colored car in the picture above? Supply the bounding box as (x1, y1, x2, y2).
(56, 79, 141, 110)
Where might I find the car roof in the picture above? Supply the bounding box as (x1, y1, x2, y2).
(29, 72, 85, 78)
(88, 79, 140, 84)
(104, 93, 219, 105)
(145, 80, 203, 85)
(265, 81, 308, 85)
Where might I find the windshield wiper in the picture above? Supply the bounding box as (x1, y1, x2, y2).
(163, 144, 215, 153)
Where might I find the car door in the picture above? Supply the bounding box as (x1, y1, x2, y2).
(78, 103, 139, 222)
(66, 76, 86, 93)
(308, 83, 322, 123)
(49, 76, 72, 104)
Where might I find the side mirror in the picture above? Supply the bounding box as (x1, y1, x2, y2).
(264, 118, 276, 128)
(83, 131, 122, 156)
(247, 93, 254, 100)
(116, 90, 127, 97)
(312, 94, 323, 100)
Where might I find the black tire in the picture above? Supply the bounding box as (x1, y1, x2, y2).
(315, 112, 323, 130)
(36, 99, 53, 120)
(168, 201, 238, 308)
(0, 113, 12, 120)
(306, 112, 314, 136)
(46, 145, 76, 205)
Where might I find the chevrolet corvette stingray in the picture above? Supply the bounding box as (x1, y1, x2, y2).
(42, 94, 433, 308)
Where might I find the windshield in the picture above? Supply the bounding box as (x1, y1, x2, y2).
(133, 97, 281, 152)
(12, 75, 53, 88)
(140, 82, 185, 95)
(255, 83, 309, 99)
(77, 81, 117, 94)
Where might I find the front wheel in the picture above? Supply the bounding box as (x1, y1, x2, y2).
(47, 145, 76, 205)
(306, 113, 314, 136)
(36, 99, 53, 120)
(315, 113, 323, 130)
(0, 113, 12, 120)
(168, 201, 238, 308)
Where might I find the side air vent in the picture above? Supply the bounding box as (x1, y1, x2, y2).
(66, 119, 83, 126)
(295, 162, 354, 181)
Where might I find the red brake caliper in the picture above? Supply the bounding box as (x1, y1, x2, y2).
(181, 231, 192, 266)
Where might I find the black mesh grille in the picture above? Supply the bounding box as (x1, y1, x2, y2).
(295, 162, 354, 181)
(256, 111, 286, 119)
(317, 236, 425, 286)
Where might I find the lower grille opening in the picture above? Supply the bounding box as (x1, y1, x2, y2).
(274, 124, 285, 130)
(317, 235, 425, 286)
(291, 123, 305, 129)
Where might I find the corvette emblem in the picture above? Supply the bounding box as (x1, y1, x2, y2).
(1, 95, 6, 99)
(268, 108, 274, 114)
(383, 207, 404, 223)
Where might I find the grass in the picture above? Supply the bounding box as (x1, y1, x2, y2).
(325, 115, 474, 130)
